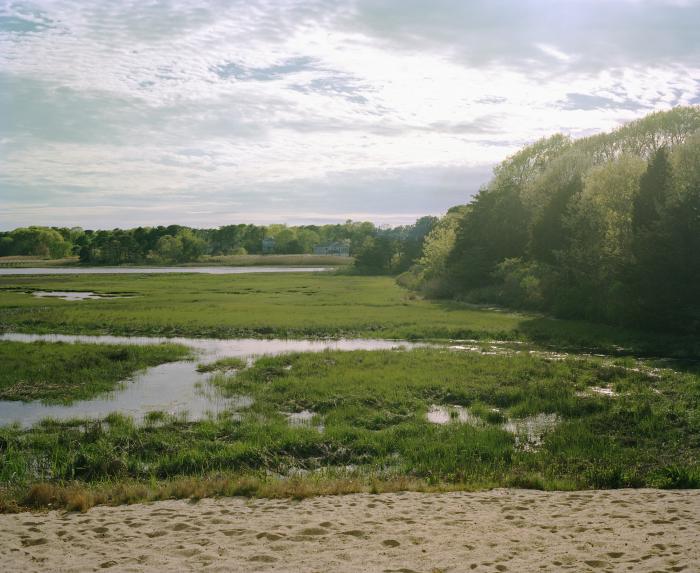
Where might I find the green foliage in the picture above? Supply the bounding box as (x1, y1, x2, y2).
(0, 218, 434, 269)
(196, 357, 247, 373)
(415, 106, 700, 334)
(1, 273, 698, 356)
(151, 229, 206, 264)
(492, 258, 545, 309)
(2, 348, 697, 498)
(353, 236, 396, 274)
(0, 227, 72, 259)
(530, 175, 583, 263)
(414, 206, 467, 295)
(633, 147, 673, 232)
(351, 217, 437, 275)
(447, 181, 529, 290)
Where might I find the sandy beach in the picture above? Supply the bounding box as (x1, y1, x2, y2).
(0, 489, 698, 572)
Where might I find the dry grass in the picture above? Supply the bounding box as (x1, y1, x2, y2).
(2, 475, 476, 514)
(199, 254, 353, 266)
(0, 256, 79, 267)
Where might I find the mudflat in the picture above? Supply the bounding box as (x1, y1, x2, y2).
(1, 489, 697, 572)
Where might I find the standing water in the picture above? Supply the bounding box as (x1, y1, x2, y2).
(0, 266, 333, 275)
(0, 334, 424, 427)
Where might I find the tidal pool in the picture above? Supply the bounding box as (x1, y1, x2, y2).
(0, 266, 334, 275)
(503, 413, 560, 451)
(0, 334, 423, 427)
(285, 410, 324, 432)
(32, 291, 133, 301)
(426, 404, 559, 451)
(426, 404, 483, 426)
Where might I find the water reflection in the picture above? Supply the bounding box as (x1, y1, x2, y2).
(0, 266, 334, 275)
(0, 334, 423, 427)
(32, 291, 133, 301)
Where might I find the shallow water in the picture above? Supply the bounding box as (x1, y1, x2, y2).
(0, 334, 422, 427)
(581, 386, 619, 397)
(285, 410, 324, 432)
(503, 413, 560, 451)
(426, 404, 483, 426)
(32, 291, 133, 301)
(0, 266, 333, 275)
(426, 405, 559, 451)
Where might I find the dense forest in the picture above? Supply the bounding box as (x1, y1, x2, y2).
(0, 219, 437, 274)
(406, 106, 700, 334)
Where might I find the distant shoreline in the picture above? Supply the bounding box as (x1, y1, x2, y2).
(0, 265, 337, 275)
(0, 254, 354, 269)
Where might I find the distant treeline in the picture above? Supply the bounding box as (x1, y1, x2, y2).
(0, 219, 437, 273)
(5, 106, 698, 334)
(404, 106, 700, 334)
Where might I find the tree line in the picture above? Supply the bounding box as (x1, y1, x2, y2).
(4, 106, 697, 333)
(406, 106, 700, 334)
(0, 219, 437, 270)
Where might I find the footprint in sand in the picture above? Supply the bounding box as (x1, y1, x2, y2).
(21, 538, 48, 547)
(382, 539, 400, 548)
(249, 555, 278, 563)
(298, 527, 328, 536)
(256, 532, 285, 541)
(221, 528, 249, 537)
(338, 530, 367, 538)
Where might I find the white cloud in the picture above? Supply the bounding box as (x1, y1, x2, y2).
(535, 43, 572, 63)
(0, 0, 698, 228)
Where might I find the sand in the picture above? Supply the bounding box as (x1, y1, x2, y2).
(0, 489, 698, 572)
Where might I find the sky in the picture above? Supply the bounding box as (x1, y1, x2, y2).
(1, 0, 699, 230)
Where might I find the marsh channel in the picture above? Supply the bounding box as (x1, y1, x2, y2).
(0, 334, 426, 427)
(0, 266, 334, 275)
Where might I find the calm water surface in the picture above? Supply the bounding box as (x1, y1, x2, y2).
(0, 334, 423, 427)
(0, 266, 333, 275)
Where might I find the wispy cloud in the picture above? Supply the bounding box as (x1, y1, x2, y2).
(0, 0, 698, 228)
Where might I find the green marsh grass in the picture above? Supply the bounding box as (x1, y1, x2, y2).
(1, 348, 697, 511)
(196, 357, 247, 373)
(0, 340, 190, 403)
(1, 273, 696, 356)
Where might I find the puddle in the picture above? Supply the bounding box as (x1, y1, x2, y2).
(579, 386, 619, 397)
(425, 405, 559, 451)
(285, 410, 324, 432)
(502, 413, 559, 451)
(0, 333, 424, 427)
(32, 291, 134, 301)
(426, 404, 483, 426)
(0, 266, 334, 275)
(0, 362, 243, 428)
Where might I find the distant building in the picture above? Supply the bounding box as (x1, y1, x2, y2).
(313, 242, 350, 256)
(262, 237, 276, 254)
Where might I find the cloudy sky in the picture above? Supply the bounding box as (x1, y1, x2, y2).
(1, 0, 699, 229)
